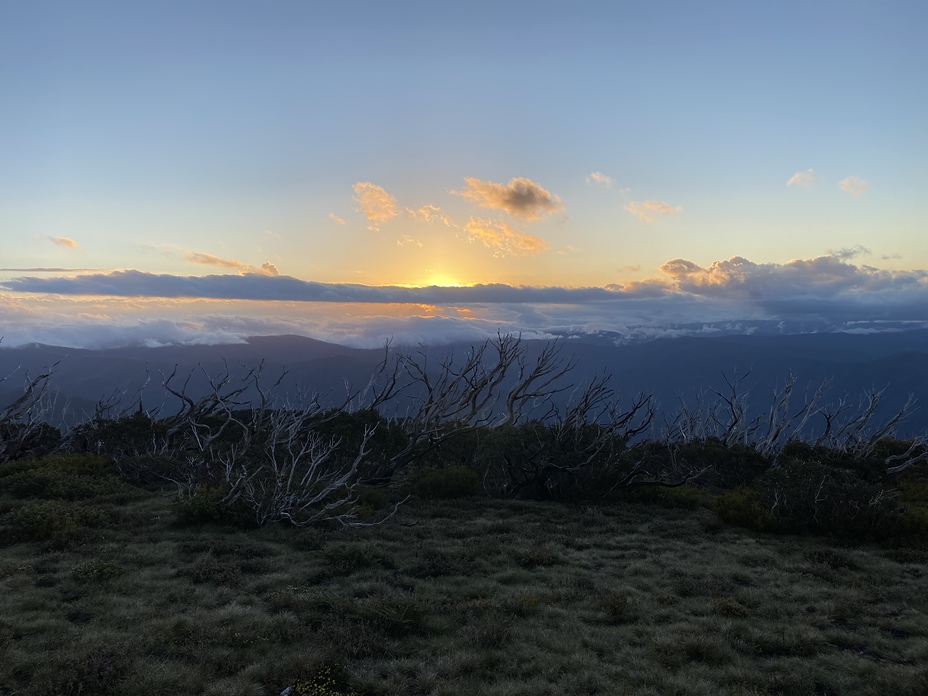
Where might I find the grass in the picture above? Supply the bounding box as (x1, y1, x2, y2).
(1, 481, 928, 695)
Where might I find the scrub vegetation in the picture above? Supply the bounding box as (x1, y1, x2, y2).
(1, 337, 927, 695)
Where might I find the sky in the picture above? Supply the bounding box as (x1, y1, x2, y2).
(1, 0, 927, 349)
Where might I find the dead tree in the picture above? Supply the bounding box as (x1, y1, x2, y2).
(0, 360, 62, 463)
(663, 369, 923, 476)
(150, 361, 403, 525)
(374, 334, 577, 479)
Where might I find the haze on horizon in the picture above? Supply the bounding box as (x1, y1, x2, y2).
(1, 1, 926, 349)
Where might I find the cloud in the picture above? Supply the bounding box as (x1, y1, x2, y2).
(463, 218, 549, 257)
(185, 252, 280, 276)
(586, 171, 613, 187)
(0, 267, 105, 273)
(624, 200, 682, 223)
(4, 253, 928, 350)
(406, 204, 454, 226)
(786, 169, 815, 188)
(839, 176, 869, 196)
(48, 236, 78, 249)
(329, 213, 346, 225)
(657, 255, 928, 308)
(827, 245, 871, 261)
(453, 177, 563, 221)
(352, 182, 398, 229)
(397, 235, 423, 248)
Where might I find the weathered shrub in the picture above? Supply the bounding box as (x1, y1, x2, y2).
(414, 464, 478, 499)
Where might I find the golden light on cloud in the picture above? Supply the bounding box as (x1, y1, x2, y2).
(624, 200, 682, 223)
(353, 181, 399, 229)
(48, 236, 78, 249)
(185, 251, 280, 276)
(464, 217, 548, 256)
(454, 176, 563, 221)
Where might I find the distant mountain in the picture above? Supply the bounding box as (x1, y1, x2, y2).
(1, 331, 926, 435)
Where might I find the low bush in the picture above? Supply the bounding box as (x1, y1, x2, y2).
(621, 483, 714, 509)
(174, 486, 257, 529)
(0, 453, 119, 501)
(2, 499, 113, 547)
(414, 464, 478, 499)
(716, 461, 901, 539)
(715, 486, 779, 532)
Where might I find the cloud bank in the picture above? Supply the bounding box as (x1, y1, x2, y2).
(3, 252, 927, 351)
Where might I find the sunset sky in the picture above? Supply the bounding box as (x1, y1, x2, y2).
(2, 1, 927, 348)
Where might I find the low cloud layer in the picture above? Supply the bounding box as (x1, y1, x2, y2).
(624, 200, 682, 223)
(3, 253, 927, 352)
(454, 177, 563, 221)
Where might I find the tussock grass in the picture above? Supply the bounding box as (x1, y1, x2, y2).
(2, 484, 928, 694)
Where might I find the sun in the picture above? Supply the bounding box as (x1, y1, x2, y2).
(421, 271, 471, 288)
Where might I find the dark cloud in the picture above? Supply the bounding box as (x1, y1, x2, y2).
(454, 177, 563, 221)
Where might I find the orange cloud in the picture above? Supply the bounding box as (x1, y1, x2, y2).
(464, 217, 548, 257)
(624, 200, 682, 223)
(353, 181, 398, 229)
(406, 204, 454, 226)
(48, 236, 78, 249)
(454, 177, 563, 221)
(329, 213, 346, 225)
(185, 251, 279, 276)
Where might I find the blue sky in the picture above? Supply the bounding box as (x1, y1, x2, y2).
(1, 1, 927, 348)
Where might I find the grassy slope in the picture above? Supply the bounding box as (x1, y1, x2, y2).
(1, 484, 927, 696)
